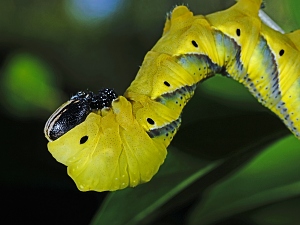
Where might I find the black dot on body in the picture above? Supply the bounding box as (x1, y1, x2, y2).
(279, 49, 284, 56)
(147, 118, 155, 125)
(236, 28, 241, 36)
(191, 40, 198, 47)
(80, 136, 88, 144)
(164, 81, 170, 87)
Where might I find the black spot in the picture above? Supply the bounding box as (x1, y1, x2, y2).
(80, 136, 88, 144)
(164, 81, 170, 87)
(279, 49, 284, 56)
(236, 28, 241, 36)
(147, 118, 155, 125)
(191, 40, 198, 47)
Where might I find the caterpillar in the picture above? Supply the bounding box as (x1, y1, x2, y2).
(44, 0, 300, 192)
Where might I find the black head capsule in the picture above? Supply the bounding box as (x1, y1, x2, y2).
(44, 89, 118, 141)
(44, 91, 93, 141)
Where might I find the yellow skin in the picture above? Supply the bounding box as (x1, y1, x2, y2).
(46, 0, 300, 192)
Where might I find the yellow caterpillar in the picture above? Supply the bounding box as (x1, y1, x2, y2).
(44, 0, 300, 192)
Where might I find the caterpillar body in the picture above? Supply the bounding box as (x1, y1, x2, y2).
(44, 0, 300, 192)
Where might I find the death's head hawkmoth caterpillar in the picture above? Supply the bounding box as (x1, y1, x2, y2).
(44, 0, 300, 192)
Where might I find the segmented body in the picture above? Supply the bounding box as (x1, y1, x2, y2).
(125, 0, 300, 140)
(45, 0, 300, 192)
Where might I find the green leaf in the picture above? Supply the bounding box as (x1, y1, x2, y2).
(188, 135, 300, 225)
(247, 197, 300, 225)
(288, 0, 300, 30)
(90, 147, 222, 225)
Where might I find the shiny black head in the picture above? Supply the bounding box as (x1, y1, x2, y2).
(44, 88, 118, 141)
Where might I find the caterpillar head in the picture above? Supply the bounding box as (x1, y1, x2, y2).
(44, 88, 118, 141)
(44, 90, 167, 192)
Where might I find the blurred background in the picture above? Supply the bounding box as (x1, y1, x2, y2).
(1, 0, 299, 224)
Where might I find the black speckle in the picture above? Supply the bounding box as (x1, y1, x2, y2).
(147, 118, 155, 125)
(279, 49, 284, 56)
(164, 81, 170, 87)
(191, 40, 198, 47)
(80, 136, 88, 144)
(236, 28, 241, 36)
